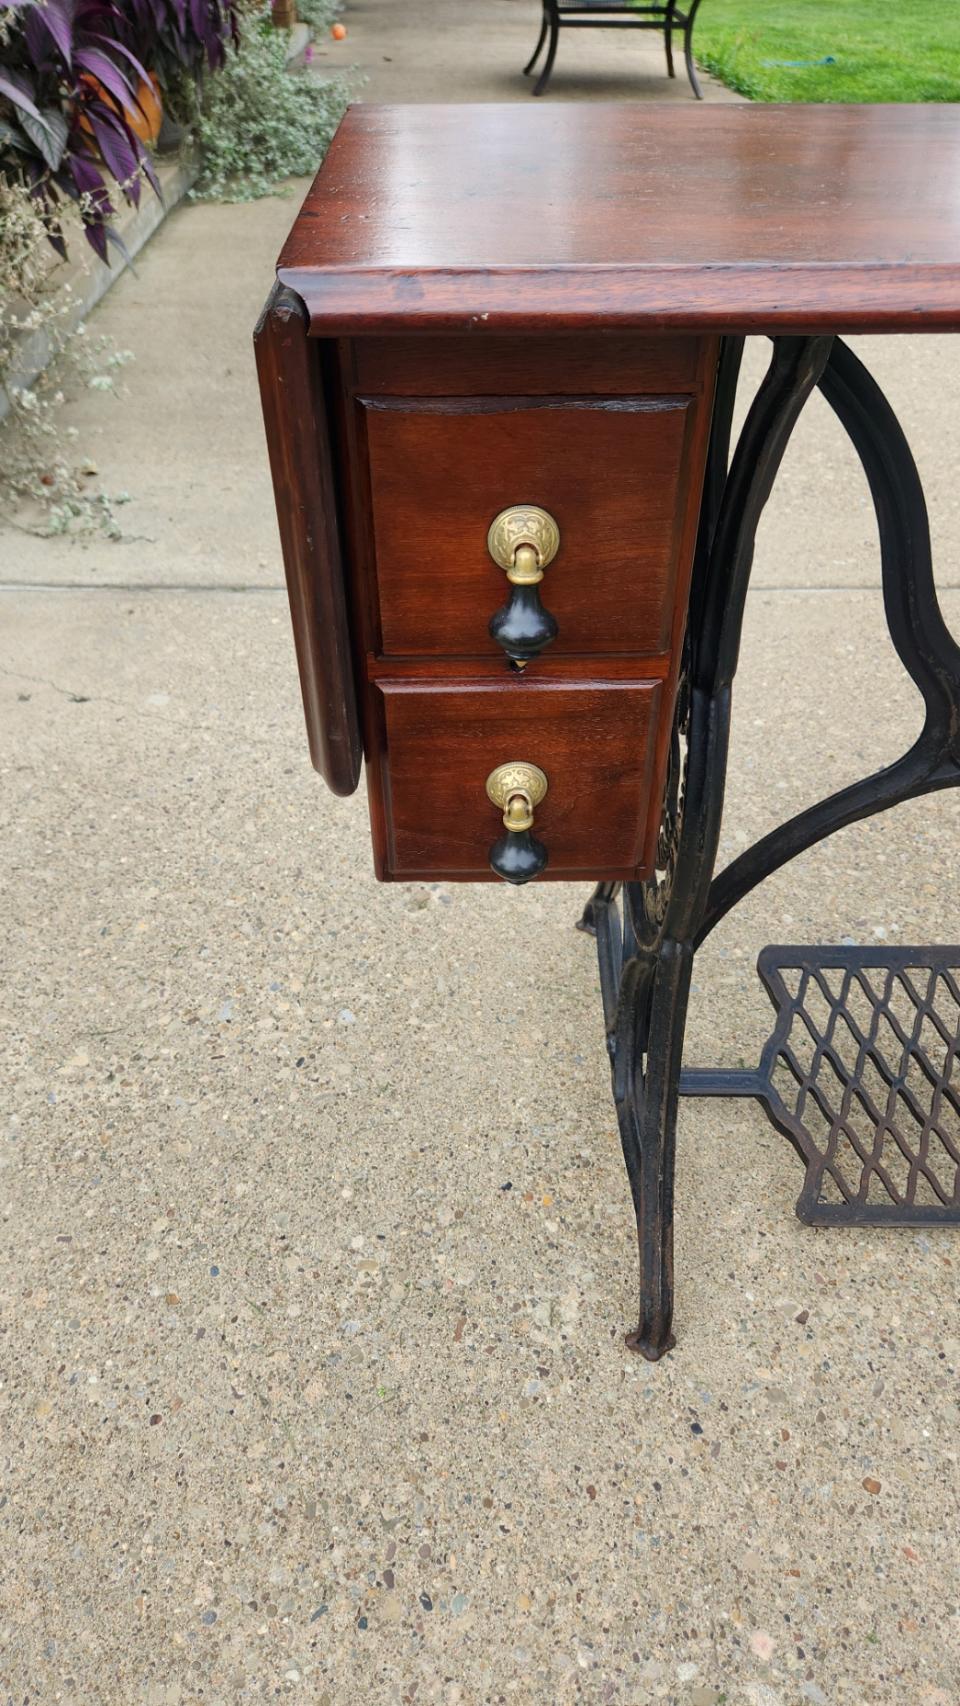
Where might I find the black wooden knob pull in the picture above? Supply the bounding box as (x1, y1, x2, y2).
(489, 582, 559, 669)
(485, 762, 549, 885)
(486, 506, 560, 670)
(489, 822, 549, 884)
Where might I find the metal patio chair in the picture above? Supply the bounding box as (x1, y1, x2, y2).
(524, 0, 705, 98)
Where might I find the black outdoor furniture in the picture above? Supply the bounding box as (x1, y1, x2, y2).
(524, 0, 705, 98)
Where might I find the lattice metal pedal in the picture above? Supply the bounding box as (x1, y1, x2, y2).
(680, 946, 960, 1226)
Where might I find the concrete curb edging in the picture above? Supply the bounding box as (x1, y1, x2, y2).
(1, 148, 198, 423)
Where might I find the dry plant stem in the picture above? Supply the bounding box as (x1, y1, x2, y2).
(0, 182, 134, 537)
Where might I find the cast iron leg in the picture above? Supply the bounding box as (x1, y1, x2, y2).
(684, 28, 703, 98)
(582, 335, 835, 1357)
(663, 3, 676, 77)
(621, 941, 692, 1357)
(683, 0, 704, 97)
(532, 6, 560, 95)
(523, 8, 548, 75)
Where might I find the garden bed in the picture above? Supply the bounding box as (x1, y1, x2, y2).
(1, 1, 347, 531)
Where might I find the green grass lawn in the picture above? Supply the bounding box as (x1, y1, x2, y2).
(694, 0, 960, 102)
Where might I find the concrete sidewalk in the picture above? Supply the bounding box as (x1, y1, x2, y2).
(3, 6, 960, 1704)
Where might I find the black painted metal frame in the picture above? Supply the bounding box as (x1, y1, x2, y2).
(523, 0, 705, 99)
(579, 335, 960, 1359)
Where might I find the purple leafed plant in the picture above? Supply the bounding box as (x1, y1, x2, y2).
(0, 0, 239, 260)
(125, 0, 239, 87)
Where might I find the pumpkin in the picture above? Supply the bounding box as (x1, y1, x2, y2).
(78, 72, 163, 151)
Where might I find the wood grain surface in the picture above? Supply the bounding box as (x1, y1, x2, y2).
(277, 104, 960, 334)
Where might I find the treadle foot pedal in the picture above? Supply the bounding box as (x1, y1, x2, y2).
(680, 946, 960, 1226)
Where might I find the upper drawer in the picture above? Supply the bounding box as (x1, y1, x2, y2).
(359, 395, 706, 658)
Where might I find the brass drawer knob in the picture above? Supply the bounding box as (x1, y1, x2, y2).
(487, 506, 560, 670)
(485, 761, 549, 884)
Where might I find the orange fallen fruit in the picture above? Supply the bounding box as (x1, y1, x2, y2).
(331, 21, 347, 38)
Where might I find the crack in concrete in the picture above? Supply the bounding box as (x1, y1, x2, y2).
(0, 658, 183, 726)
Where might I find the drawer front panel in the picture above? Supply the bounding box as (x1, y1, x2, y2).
(362, 397, 696, 658)
(375, 678, 662, 880)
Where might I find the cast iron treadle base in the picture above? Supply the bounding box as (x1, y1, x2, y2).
(680, 946, 960, 1227)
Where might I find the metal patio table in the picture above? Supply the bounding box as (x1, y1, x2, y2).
(523, 0, 705, 99)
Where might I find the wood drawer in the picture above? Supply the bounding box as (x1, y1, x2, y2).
(359, 395, 703, 658)
(371, 676, 663, 881)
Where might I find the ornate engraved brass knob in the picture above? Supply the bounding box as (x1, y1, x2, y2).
(485, 761, 549, 884)
(486, 506, 560, 670)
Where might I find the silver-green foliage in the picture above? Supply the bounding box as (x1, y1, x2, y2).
(193, 14, 349, 201)
(296, 0, 341, 29)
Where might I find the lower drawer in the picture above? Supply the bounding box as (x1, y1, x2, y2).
(371, 678, 663, 881)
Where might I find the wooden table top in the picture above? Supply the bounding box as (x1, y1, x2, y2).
(277, 102, 960, 335)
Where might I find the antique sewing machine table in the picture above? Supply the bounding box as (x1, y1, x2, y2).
(256, 102, 960, 1357)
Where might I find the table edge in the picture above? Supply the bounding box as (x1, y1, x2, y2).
(277, 262, 960, 336)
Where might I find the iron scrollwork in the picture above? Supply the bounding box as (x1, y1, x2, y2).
(582, 333, 960, 1359)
